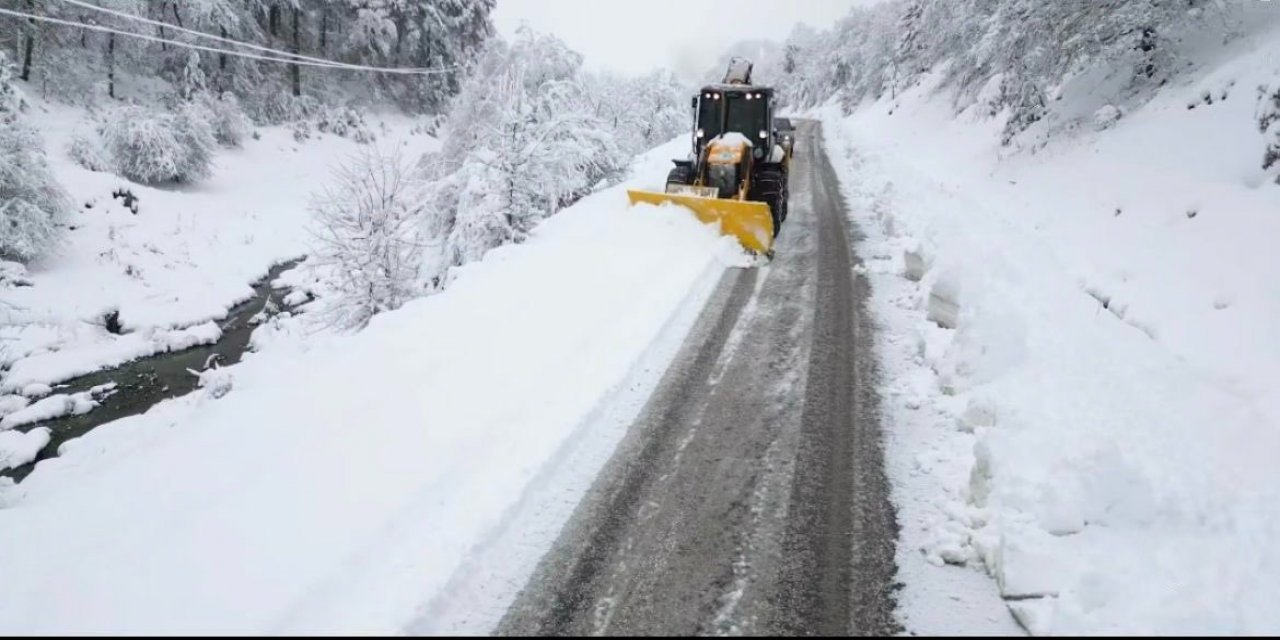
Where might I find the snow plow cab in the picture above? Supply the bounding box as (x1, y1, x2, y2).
(627, 59, 789, 256)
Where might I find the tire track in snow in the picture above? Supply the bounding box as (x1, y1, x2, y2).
(494, 122, 899, 636)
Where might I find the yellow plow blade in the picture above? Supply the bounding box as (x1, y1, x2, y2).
(626, 189, 775, 255)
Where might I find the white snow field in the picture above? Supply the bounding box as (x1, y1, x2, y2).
(0, 98, 439, 394)
(823, 25, 1280, 636)
(0, 137, 746, 634)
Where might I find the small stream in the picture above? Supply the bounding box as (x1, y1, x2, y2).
(3, 259, 304, 483)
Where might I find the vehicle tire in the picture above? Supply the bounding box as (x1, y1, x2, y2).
(707, 164, 738, 199)
(750, 167, 786, 237)
(779, 170, 790, 223)
(666, 165, 693, 187)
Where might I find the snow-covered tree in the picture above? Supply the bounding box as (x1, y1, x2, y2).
(305, 0, 497, 112)
(629, 70, 688, 148)
(195, 91, 252, 147)
(770, 24, 829, 108)
(0, 53, 21, 116)
(0, 52, 68, 263)
(427, 29, 629, 271)
(748, 0, 1232, 144)
(68, 128, 112, 172)
(439, 156, 508, 267)
(1261, 83, 1280, 182)
(310, 145, 424, 329)
(893, 0, 926, 90)
(100, 104, 215, 184)
(178, 51, 208, 101)
(584, 70, 690, 155)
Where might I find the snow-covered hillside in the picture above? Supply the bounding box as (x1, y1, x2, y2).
(1, 98, 436, 393)
(823, 24, 1280, 635)
(0, 139, 748, 634)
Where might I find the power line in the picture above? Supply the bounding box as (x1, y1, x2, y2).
(0, 6, 457, 75)
(0, 7, 372, 71)
(53, 0, 437, 73)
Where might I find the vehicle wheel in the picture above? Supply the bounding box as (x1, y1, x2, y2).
(750, 167, 786, 237)
(707, 164, 738, 199)
(666, 165, 693, 187)
(779, 172, 790, 223)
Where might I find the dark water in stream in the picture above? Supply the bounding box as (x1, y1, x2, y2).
(3, 259, 303, 483)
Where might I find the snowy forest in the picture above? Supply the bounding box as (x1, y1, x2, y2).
(1, 0, 689, 328)
(9, 0, 1272, 329)
(746, 0, 1265, 145)
(3, 0, 494, 111)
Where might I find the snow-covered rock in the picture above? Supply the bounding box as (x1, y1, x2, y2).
(0, 392, 96, 430)
(195, 367, 233, 400)
(0, 428, 50, 471)
(1092, 105, 1123, 131)
(0, 396, 29, 420)
(19, 383, 51, 399)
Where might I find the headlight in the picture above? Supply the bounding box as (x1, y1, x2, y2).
(758, 130, 767, 139)
(696, 128, 704, 138)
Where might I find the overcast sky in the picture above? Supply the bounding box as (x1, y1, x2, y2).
(492, 0, 871, 81)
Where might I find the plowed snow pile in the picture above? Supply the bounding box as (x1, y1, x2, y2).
(823, 26, 1280, 635)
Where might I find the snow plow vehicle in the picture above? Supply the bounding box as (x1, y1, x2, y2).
(627, 58, 790, 256)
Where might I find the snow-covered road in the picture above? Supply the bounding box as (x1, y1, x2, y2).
(494, 121, 897, 635)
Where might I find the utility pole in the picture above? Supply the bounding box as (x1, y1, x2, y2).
(291, 7, 301, 96)
(20, 0, 36, 81)
(107, 32, 115, 99)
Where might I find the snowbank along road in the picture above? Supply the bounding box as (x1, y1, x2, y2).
(497, 121, 900, 636)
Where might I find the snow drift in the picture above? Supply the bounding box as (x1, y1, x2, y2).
(822, 23, 1280, 636)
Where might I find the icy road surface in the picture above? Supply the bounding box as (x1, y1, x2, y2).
(496, 122, 900, 636)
